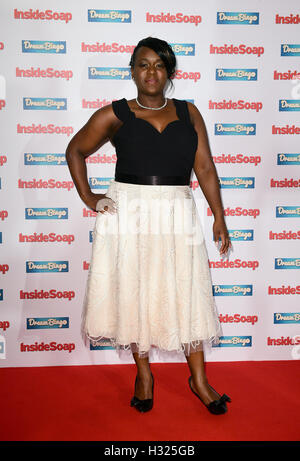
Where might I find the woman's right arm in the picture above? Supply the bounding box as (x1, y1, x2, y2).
(65, 104, 120, 211)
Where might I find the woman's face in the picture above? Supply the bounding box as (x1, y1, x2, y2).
(131, 46, 168, 96)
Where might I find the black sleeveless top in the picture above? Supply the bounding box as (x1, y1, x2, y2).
(111, 98, 198, 177)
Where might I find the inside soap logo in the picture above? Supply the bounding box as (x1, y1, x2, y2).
(14, 9, 72, 23)
(22, 40, 66, 54)
(88, 10, 131, 22)
(0, 335, 5, 359)
(23, 97, 67, 110)
(217, 12, 259, 25)
(88, 67, 131, 80)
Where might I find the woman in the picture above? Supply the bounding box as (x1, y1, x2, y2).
(66, 37, 232, 415)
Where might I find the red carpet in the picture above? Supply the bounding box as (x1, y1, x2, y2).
(0, 361, 299, 441)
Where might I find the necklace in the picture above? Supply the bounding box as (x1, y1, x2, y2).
(136, 97, 167, 110)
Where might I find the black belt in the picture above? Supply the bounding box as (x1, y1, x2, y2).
(115, 172, 190, 185)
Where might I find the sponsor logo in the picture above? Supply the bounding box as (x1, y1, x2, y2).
(217, 12, 259, 25)
(25, 208, 68, 219)
(267, 336, 300, 346)
(281, 45, 300, 56)
(0, 232, 2, 244)
(27, 317, 69, 329)
(216, 69, 257, 81)
(83, 208, 97, 218)
(219, 314, 258, 324)
(90, 340, 114, 351)
(146, 12, 201, 26)
(0, 321, 9, 331)
(0, 335, 5, 359)
(207, 206, 260, 219)
(22, 40, 66, 54)
(17, 123, 73, 136)
(213, 284, 253, 296)
(23, 97, 67, 110)
(219, 177, 255, 188)
(274, 69, 300, 80)
(279, 99, 300, 111)
(277, 153, 300, 165)
(272, 124, 300, 134)
(213, 153, 261, 165)
(88, 9, 131, 23)
(26, 261, 69, 273)
(83, 261, 90, 270)
(277, 256, 298, 270)
(0, 210, 8, 220)
(82, 98, 113, 110)
(88, 67, 131, 80)
(0, 42, 4, 50)
(89, 231, 93, 243)
(170, 43, 195, 56)
(275, 14, 300, 24)
(268, 285, 300, 295)
(275, 258, 300, 269)
(274, 313, 300, 324)
(18, 178, 74, 190)
(173, 70, 200, 82)
(85, 153, 117, 164)
(209, 259, 259, 270)
(17, 67, 72, 80)
(19, 232, 74, 244)
(276, 206, 300, 217)
(269, 230, 300, 240)
(209, 99, 262, 111)
(81, 42, 135, 53)
(213, 336, 252, 347)
(0, 289, 3, 301)
(270, 178, 300, 188)
(215, 123, 256, 135)
(210, 44, 264, 56)
(20, 289, 75, 301)
(228, 230, 254, 241)
(89, 177, 114, 189)
(20, 341, 75, 352)
(14, 8, 72, 23)
(0, 155, 7, 166)
(24, 153, 66, 165)
(0, 100, 5, 110)
(0, 264, 9, 274)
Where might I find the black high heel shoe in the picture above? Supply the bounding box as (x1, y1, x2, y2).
(130, 372, 154, 413)
(188, 376, 231, 415)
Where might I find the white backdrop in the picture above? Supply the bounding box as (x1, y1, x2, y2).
(0, 0, 299, 367)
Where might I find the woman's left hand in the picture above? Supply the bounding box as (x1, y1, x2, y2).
(213, 217, 232, 256)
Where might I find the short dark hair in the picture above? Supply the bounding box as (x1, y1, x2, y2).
(129, 37, 177, 89)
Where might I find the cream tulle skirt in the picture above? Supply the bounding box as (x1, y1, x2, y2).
(81, 179, 221, 357)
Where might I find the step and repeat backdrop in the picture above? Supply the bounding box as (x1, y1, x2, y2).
(0, 0, 299, 367)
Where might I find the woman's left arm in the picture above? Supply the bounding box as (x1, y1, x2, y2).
(187, 102, 232, 256)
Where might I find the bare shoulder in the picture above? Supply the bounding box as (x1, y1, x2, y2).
(186, 101, 204, 125)
(88, 102, 118, 126)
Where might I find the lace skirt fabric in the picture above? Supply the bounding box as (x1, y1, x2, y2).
(81, 179, 221, 357)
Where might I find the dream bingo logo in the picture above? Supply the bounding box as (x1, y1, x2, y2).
(26, 261, 69, 273)
(24, 153, 66, 165)
(25, 208, 68, 219)
(281, 44, 300, 57)
(274, 258, 300, 269)
(216, 69, 257, 81)
(26, 317, 69, 329)
(213, 284, 253, 296)
(213, 336, 252, 347)
(219, 177, 255, 188)
(273, 313, 300, 324)
(276, 206, 300, 217)
(22, 40, 66, 53)
(88, 10, 131, 23)
(88, 67, 131, 80)
(217, 12, 259, 25)
(279, 99, 300, 111)
(23, 97, 67, 110)
(277, 153, 300, 165)
(215, 124, 256, 135)
(227, 230, 254, 241)
(89, 177, 114, 189)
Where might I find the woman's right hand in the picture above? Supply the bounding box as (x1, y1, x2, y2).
(85, 193, 117, 214)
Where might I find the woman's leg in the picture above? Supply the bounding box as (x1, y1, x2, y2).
(185, 350, 221, 405)
(132, 350, 153, 400)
